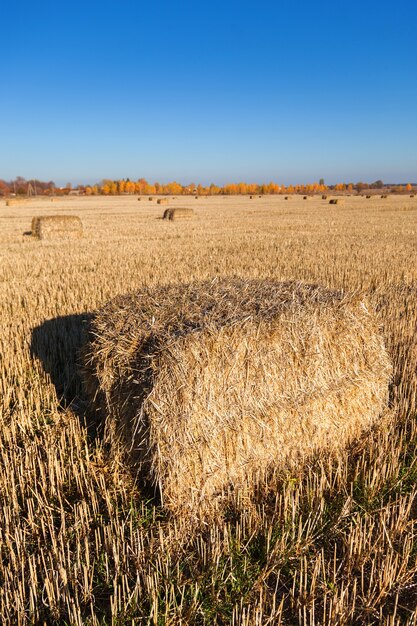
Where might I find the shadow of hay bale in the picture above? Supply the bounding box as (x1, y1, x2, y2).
(30, 313, 100, 437)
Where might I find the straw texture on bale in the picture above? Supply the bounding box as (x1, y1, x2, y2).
(83, 279, 392, 520)
(31, 215, 83, 240)
(157, 199, 169, 205)
(166, 207, 194, 221)
(162, 208, 173, 220)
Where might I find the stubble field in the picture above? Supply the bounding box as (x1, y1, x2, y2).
(1, 194, 417, 625)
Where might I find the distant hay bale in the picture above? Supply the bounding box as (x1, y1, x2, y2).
(157, 199, 169, 205)
(258, 195, 262, 198)
(303, 196, 308, 200)
(322, 195, 327, 199)
(250, 195, 253, 199)
(31, 215, 83, 240)
(148, 197, 153, 201)
(284, 196, 289, 200)
(83, 279, 391, 520)
(410, 195, 415, 198)
(50, 198, 58, 202)
(329, 199, 344, 205)
(366, 195, 372, 199)
(6, 198, 28, 206)
(381, 195, 388, 198)
(137, 197, 142, 201)
(166, 207, 194, 221)
(195, 196, 198, 199)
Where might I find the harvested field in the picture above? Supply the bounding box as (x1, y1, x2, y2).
(84, 279, 391, 520)
(31, 214, 83, 239)
(1, 193, 417, 624)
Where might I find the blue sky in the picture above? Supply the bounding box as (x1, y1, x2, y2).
(1, 0, 416, 185)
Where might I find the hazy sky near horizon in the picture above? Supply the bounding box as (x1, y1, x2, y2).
(1, 0, 416, 186)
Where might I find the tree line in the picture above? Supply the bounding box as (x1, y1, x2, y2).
(0, 176, 413, 197)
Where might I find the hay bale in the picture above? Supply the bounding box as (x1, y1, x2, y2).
(83, 279, 391, 520)
(329, 199, 344, 205)
(157, 199, 169, 205)
(166, 207, 194, 221)
(381, 195, 388, 199)
(195, 196, 198, 199)
(148, 197, 153, 201)
(303, 196, 307, 200)
(410, 195, 414, 198)
(50, 198, 58, 202)
(6, 198, 28, 206)
(284, 196, 289, 200)
(322, 195, 328, 200)
(366, 195, 372, 199)
(31, 215, 82, 240)
(137, 197, 142, 201)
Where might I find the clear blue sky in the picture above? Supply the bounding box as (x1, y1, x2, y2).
(1, 0, 416, 186)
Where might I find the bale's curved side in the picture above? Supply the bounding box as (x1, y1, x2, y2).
(83, 280, 392, 519)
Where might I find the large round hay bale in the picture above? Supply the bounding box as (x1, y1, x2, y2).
(83, 279, 391, 520)
(31, 215, 82, 239)
(167, 207, 194, 221)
